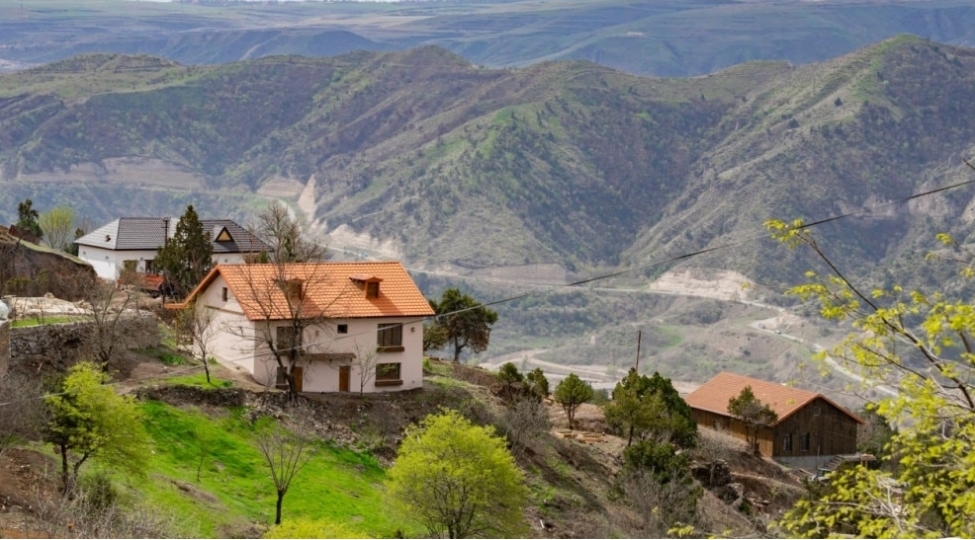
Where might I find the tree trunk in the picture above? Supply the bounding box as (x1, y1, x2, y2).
(60, 444, 70, 491)
(275, 490, 284, 525)
(452, 341, 461, 363)
(202, 357, 211, 384)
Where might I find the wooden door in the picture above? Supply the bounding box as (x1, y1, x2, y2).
(339, 366, 350, 392)
(293, 366, 304, 393)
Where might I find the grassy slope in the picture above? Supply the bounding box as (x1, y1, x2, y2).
(119, 400, 419, 538)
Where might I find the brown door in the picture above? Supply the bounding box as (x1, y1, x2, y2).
(339, 366, 350, 392)
(293, 366, 304, 393)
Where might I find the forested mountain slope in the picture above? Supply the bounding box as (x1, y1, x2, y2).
(3, 36, 975, 287)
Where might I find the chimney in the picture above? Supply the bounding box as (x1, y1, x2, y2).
(284, 279, 304, 301)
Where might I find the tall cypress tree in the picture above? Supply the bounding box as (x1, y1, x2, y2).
(156, 205, 212, 298)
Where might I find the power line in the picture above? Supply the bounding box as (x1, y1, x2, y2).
(2, 169, 973, 408)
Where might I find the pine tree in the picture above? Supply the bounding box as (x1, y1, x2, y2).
(156, 205, 212, 298)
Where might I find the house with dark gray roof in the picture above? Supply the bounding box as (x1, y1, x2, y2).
(76, 217, 267, 280)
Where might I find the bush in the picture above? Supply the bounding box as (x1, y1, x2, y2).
(501, 398, 551, 459)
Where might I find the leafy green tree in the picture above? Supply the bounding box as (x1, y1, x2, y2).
(497, 362, 523, 387)
(155, 205, 212, 298)
(727, 385, 777, 454)
(523, 368, 549, 401)
(422, 319, 449, 353)
(429, 288, 499, 362)
(38, 206, 75, 253)
(604, 369, 697, 447)
(768, 219, 975, 537)
(16, 198, 42, 238)
(44, 362, 150, 491)
(386, 410, 527, 538)
(554, 373, 593, 429)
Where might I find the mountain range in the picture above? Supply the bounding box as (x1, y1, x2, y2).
(3, 36, 975, 289)
(3, 0, 975, 78)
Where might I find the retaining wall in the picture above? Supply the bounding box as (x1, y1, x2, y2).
(10, 311, 159, 375)
(0, 320, 9, 378)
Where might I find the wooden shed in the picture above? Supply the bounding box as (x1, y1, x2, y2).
(685, 372, 863, 466)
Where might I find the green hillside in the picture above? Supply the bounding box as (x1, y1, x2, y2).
(3, 37, 975, 289)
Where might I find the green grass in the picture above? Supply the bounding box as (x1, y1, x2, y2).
(10, 315, 85, 328)
(131, 401, 422, 538)
(165, 373, 234, 389)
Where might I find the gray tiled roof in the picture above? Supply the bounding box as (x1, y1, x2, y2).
(76, 217, 268, 254)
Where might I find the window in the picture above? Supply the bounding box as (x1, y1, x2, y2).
(783, 433, 793, 452)
(276, 327, 301, 354)
(275, 366, 288, 389)
(366, 281, 380, 298)
(812, 406, 821, 416)
(222, 287, 228, 302)
(800, 433, 811, 452)
(375, 363, 402, 386)
(377, 323, 403, 352)
(337, 324, 348, 334)
(122, 260, 138, 272)
(144, 259, 155, 273)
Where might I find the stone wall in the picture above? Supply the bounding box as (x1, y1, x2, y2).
(10, 311, 159, 375)
(0, 320, 9, 379)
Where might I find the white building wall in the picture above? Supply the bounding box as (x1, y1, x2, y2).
(198, 275, 258, 378)
(79, 247, 248, 280)
(252, 316, 424, 393)
(78, 247, 159, 279)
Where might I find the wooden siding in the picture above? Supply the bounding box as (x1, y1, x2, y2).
(691, 396, 858, 458)
(772, 397, 858, 458)
(692, 408, 775, 456)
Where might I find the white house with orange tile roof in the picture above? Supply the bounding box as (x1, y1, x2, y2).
(175, 261, 434, 394)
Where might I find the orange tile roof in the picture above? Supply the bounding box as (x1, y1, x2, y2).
(181, 261, 435, 321)
(684, 372, 863, 425)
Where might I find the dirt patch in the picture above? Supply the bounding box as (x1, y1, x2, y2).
(0, 448, 59, 539)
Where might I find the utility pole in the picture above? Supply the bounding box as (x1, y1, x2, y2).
(634, 330, 642, 373)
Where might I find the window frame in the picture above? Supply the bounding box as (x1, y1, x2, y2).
(783, 433, 793, 452)
(377, 323, 404, 352)
(276, 326, 302, 355)
(799, 432, 811, 452)
(366, 281, 380, 299)
(375, 362, 402, 386)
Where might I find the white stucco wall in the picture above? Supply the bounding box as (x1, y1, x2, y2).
(79, 247, 247, 280)
(248, 317, 424, 394)
(197, 274, 258, 377)
(78, 247, 159, 279)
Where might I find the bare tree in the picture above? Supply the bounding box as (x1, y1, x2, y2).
(24, 473, 183, 538)
(78, 275, 144, 367)
(352, 342, 380, 396)
(228, 262, 352, 400)
(0, 371, 46, 457)
(255, 407, 318, 525)
(250, 203, 326, 263)
(176, 299, 218, 384)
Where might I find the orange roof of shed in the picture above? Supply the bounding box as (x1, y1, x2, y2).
(180, 261, 435, 321)
(684, 372, 863, 425)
